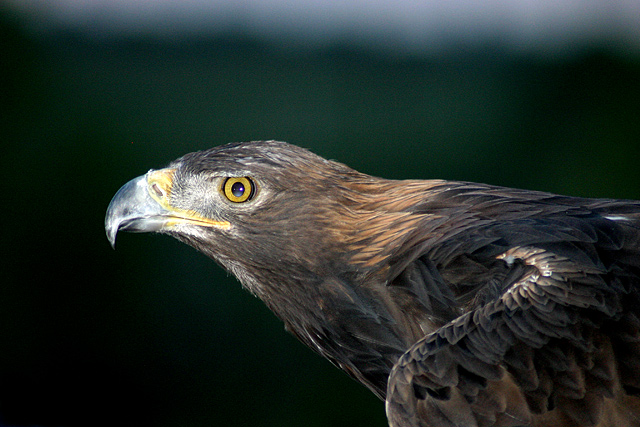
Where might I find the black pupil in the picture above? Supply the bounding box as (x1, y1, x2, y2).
(231, 181, 245, 198)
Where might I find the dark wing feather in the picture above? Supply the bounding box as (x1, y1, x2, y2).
(386, 212, 640, 427)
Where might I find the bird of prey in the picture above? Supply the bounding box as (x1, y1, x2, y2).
(105, 141, 640, 427)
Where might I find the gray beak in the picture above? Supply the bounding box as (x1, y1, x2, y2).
(105, 172, 170, 248)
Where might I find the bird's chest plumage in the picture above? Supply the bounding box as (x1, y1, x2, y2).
(274, 272, 443, 399)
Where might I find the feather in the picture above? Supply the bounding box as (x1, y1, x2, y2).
(106, 141, 640, 427)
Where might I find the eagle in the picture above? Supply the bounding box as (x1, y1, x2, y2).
(105, 141, 640, 427)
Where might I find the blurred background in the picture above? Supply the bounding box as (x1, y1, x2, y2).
(2, 0, 639, 426)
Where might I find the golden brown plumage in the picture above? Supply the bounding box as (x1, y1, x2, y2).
(105, 141, 640, 426)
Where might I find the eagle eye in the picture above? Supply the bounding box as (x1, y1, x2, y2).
(223, 177, 254, 203)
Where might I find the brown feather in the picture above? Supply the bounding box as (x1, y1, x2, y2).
(106, 141, 640, 427)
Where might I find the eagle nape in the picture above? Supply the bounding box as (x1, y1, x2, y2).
(106, 140, 640, 427)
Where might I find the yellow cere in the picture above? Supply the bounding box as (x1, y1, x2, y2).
(146, 168, 231, 230)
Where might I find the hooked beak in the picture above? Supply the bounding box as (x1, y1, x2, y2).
(105, 168, 230, 248)
(105, 170, 173, 248)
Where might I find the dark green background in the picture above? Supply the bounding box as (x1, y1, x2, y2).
(2, 6, 640, 427)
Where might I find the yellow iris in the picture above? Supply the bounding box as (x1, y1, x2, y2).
(223, 177, 254, 203)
